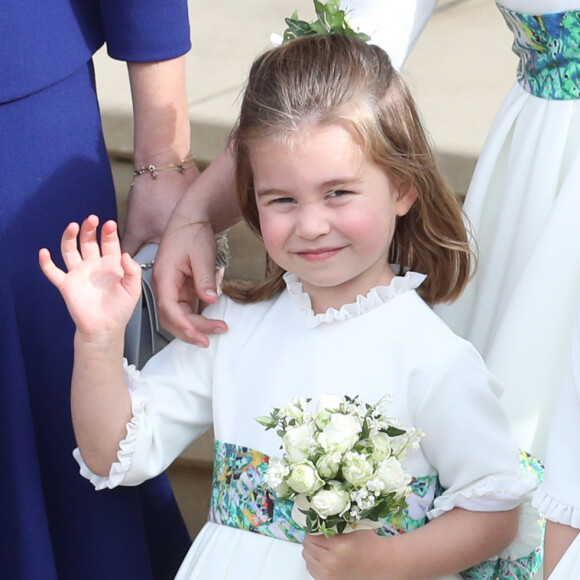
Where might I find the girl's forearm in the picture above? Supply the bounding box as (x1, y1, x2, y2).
(544, 520, 579, 578)
(71, 331, 132, 476)
(386, 507, 520, 580)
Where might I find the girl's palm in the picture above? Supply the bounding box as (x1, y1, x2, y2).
(39, 217, 142, 337)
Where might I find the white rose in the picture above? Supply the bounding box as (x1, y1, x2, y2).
(342, 452, 374, 487)
(370, 432, 392, 461)
(314, 394, 344, 428)
(287, 461, 324, 494)
(311, 483, 350, 518)
(375, 457, 412, 496)
(318, 413, 361, 453)
(315, 453, 341, 479)
(270, 480, 292, 498)
(283, 422, 316, 463)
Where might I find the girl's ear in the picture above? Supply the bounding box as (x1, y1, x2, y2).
(395, 184, 418, 217)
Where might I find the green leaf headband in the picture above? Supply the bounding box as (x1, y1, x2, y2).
(281, 0, 371, 44)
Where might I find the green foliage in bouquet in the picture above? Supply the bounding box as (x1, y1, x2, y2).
(256, 394, 423, 538)
(282, 0, 371, 44)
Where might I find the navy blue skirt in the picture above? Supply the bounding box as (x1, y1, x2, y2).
(0, 62, 190, 579)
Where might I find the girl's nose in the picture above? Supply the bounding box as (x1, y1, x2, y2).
(295, 204, 331, 239)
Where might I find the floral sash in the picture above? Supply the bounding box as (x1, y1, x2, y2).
(208, 440, 543, 579)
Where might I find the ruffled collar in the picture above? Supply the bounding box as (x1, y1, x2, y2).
(283, 270, 426, 328)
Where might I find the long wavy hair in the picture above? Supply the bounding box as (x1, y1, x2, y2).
(223, 34, 474, 306)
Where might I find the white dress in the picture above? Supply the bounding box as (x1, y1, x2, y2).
(435, 0, 580, 459)
(345, 0, 438, 69)
(76, 273, 540, 579)
(532, 306, 580, 578)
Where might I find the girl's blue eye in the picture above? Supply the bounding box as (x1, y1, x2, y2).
(270, 197, 295, 205)
(328, 190, 351, 198)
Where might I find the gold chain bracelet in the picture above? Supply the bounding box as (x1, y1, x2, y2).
(132, 156, 196, 182)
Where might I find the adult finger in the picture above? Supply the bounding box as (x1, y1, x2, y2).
(156, 274, 228, 347)
(187, 223, 221, 304)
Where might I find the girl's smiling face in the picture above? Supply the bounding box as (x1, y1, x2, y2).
(251, 123, 417, 313)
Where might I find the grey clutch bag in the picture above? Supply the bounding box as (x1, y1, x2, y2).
(124, 244, 173, 370)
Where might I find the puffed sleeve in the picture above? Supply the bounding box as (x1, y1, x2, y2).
(533, 310, 580, 529)
(345, 0, 438, 69)
(74, 298, 228, 490)
(99, 0, 191, 62)
(415, 341, 541, 560)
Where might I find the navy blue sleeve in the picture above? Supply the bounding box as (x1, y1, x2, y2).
(100, 0, 191, 62)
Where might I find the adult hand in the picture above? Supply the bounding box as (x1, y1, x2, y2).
(121, 164, 200, 256)
(153, 147, 240, 346)
(153, 213, 229, 347)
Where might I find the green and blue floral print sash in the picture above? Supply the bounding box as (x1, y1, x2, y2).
(208, 441, 543, 579)
(497, 4, 580, 99)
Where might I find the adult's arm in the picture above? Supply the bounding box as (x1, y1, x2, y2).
(154, 146, 240, 346)
(121, 56, 200, 255)
(97, 0, 197, 255)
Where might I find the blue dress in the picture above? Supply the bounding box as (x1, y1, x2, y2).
(0, 1, 192, 578)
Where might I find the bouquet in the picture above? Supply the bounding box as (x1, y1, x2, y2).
(255, 394, 423, 537)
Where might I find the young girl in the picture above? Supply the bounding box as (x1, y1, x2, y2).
(40, 34, 541, 580)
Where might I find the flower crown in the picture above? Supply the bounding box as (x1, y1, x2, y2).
(275, 0, 372, 45)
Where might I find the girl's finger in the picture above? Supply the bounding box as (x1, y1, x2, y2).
(61, 222, 83, 270)
(38, 248, 66, 288)
(100, 220, 122, 259)
(79, 215, 101, 260)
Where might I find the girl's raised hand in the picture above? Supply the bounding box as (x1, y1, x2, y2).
(39, 216, 142, 338)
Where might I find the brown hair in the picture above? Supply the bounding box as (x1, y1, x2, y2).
(223, 34, 474, 306)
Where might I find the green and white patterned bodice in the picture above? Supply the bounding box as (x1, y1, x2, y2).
(497, 3, 580, 99)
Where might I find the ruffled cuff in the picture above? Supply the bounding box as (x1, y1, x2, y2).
(430, 474, 542, 561)
(429, 473, 536, 518)
(72, 361, 150, 491)
(533, 486, 580, 529)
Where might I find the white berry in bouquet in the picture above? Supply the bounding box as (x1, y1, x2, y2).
(256, 394, 424, 537)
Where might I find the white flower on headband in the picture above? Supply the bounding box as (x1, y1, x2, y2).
(270, 33, 284, 47)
